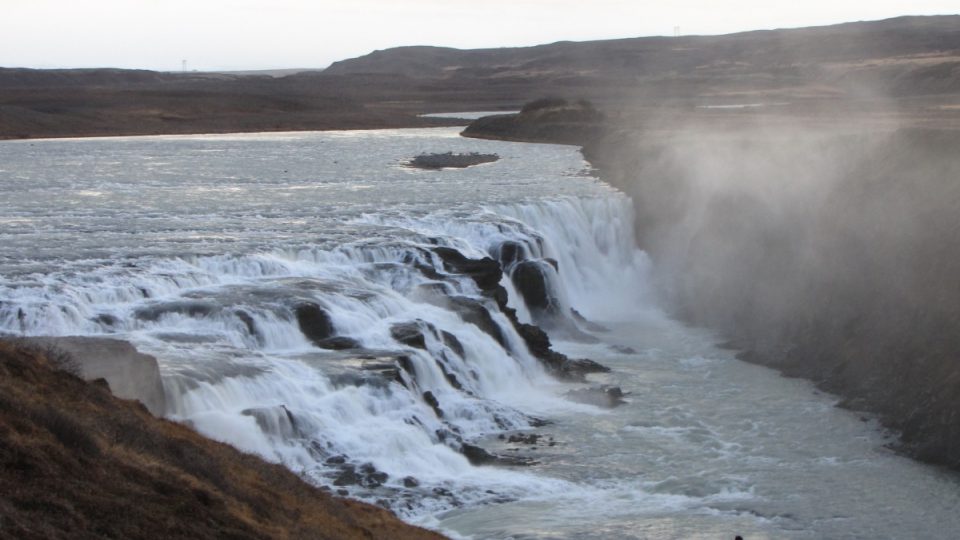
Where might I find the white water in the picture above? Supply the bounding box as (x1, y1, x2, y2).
(2, 127, 959, 538)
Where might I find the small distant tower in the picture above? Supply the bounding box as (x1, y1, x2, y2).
(674, 26, 681, 37)
(181, 59, 187, 72)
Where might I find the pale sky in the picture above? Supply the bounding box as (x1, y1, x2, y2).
(1, 0, 957, 71)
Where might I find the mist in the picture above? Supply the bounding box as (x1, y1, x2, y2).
(587, 105, 960, 464)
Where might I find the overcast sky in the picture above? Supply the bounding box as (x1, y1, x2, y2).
(1, 1, 957, 71)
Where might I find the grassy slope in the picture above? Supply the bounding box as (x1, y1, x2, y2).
(0, 340, 446, 540)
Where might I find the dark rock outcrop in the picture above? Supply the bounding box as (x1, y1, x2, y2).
(294, 302, 336, 345)
(422, 391, 443, 418)
(407, 152, 499, 170)
(511, 260, 560, 316)
(391, 322, 429, 350)
(446, 296, 507, 347)
(430, 246, 503, 293)
(314, 336, 362, 350)
(460, 443, 535, 467)
(134, 300, 218, 321)
(421, 246, 610, 382)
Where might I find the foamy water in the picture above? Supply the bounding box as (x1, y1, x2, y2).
(1, 127, 958, 538)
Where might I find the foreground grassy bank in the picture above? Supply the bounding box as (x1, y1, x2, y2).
(0, 340, 445, 540)
(465, 106, 960, 471)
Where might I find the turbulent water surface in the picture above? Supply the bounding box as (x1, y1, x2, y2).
(1, 127, 958, 539)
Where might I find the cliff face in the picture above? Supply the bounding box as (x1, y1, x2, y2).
(583, 125, 960, 469)
(0, 340, 446, 540)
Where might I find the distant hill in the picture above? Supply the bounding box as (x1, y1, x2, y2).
(2, 15, 959, 139)
(325, 15, 960, 102)
(327, 16, 960, 77)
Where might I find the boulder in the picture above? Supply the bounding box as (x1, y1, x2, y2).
(294, 302, 335, 345)
(490, 240, 527, 269)
(510, 260, 560, 316)
(391, 322, 428, 350)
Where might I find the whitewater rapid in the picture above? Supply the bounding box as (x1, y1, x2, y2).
(3, 127, 960, 539)
(0, 127, 651, 516)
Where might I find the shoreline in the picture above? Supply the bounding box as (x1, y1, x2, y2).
(0, 117, 469, 142)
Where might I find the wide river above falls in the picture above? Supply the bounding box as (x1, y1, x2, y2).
(1, 127, 958, 539)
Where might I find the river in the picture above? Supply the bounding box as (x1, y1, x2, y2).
(1, 127, 958, 539)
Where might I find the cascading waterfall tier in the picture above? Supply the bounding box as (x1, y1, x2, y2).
(1, 194, 648, 515)
(0, 127, 650, 517)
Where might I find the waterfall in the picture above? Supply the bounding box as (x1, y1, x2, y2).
(0, 193, 650, 515)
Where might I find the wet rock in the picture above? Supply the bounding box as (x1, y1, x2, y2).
(314, 336, 361, 350)
(511, 260, 558, 315)
(416, 281, 453, 296)
(507, 433, 541, 445)
(359, 463, 388, 488)
(491, 240, 527, 269)
(94, 313, 119, 327)
(566, 385, 627, 408)
(333, 466, 360, 486)
(513, 320, 552, 358)
(436, 357, 464, 390)
(134, 300, 219, 322)
(528, 416, 552, 428)
(325, 455, 347, 465)
(461, 443, 537, 466)
(440, 330, 465, 357)
(422, 391, 443, 418)
(461, 443, 495, 465)
(447, 296, 507, 347)
(396, 355, 415, 375)
(505, 313, 609, 380)
(431, 246, 503, 292)
(234, 310, 258, 336)
(403, 476, 420, 488)
(391, 322, 428, 350)
(294, 302, 335, 345)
